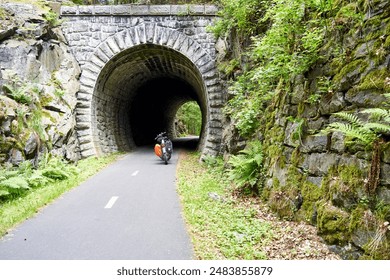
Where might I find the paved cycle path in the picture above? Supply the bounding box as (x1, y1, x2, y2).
(0, 145, 193, 260)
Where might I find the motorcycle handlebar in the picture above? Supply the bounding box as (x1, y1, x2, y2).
(155, 132, 167, 140)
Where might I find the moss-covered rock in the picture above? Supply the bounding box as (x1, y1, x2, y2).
(316, 201, 351, 245)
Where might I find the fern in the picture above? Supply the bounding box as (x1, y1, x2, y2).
(2, 84, 33, 105)
(227, 141, 264, 193)
(325, 122, 375, 146)
(362, 108, 390, 123)
(0, 177, 30, 191)
(42, 167, 71, 180)
(28, 170, 53, 188)
(333, 112, 364, 127)
(0, 189, 10, 197)
(364, 122, 390, 134)
(324, 104, 390, 148)
(40, 157, 78, 181)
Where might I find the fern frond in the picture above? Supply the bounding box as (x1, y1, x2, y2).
(364, 122, 390, 134)
(333, 112, 364, 127)
(0, 177, 30, 190)
(42, 167, 70, 180)
(28, 170, 53, 188)
(327, 122, 375, 145)
(0, 189, 10, 197)
(227, 140, 264, 188)
(362, 108, 390, 121)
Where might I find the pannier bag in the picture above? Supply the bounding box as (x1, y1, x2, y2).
(154, 144, 162, 157)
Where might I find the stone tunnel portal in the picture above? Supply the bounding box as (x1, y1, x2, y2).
(92, 44, 207, 154)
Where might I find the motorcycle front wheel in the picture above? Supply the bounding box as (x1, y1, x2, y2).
(163, 153, 168, 165)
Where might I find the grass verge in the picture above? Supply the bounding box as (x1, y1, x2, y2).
(0, 153, 120, 237)
(176, 151, 273, 259)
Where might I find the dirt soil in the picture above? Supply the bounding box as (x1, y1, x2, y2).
(234, 194, 341, 260)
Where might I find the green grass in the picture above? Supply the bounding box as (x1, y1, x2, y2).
(0, 153, 121, 237)
(177, 151, 273, 259)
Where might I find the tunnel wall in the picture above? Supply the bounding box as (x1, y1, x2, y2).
(60, 5, 224, 158)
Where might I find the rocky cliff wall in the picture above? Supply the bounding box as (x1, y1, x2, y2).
(254, 1, 390, 259)
(0, 3, 81, 165)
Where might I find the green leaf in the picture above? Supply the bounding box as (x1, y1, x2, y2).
(0, 177, 30, 190)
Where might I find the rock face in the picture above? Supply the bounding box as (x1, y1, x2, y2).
(253, 0, 390, 259)
(0, 3, 81, 165)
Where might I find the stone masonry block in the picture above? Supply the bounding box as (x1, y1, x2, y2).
(189, 5, 205, 15)
(145, 23, 156, 43)
(123, 29, 135, 48)
(173, 34, 186, 50)
(61, 6, 77, 15)
(166, 30, 179, 48)
(170, 5, 189, 15)
(149, 5, 171, 15)
(79, 6, 94, 15)
(78, 136, 93, 145)
(112, 5, 131, 15)
(114, 33, 126, 50)
(135, 25, 146, 44)
(94, 6, 111, 15)
(205, 5, 219, 15)
(131, 5, 149, 15)
(81, 149, 96, 158)
(100, 42, 115, 58)
(106, 36, 121, 54)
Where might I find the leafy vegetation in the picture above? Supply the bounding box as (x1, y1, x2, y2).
(322, 110, 390, 149)
(177, 152, 272, 259)
(175, 101, 202, 137)
(213, 0, 327, 137)
(227, 140, 264, 194)
(0, 155, 77, 201)
(211, 0, 390, 259)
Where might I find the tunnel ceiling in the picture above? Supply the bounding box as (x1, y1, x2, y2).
(92, 44, 207, 154)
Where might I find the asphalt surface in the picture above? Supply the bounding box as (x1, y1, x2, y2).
(0, 140, 196, 260)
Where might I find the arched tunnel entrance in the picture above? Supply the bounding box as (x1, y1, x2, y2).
(91, 44, 208, 154)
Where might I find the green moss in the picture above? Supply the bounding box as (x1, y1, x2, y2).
(349, 205, 371, 233)
(356, 68, 390, 92)
(300, 181, 324, 223)
(268, 184, 298, 220)
(0, 8, 6, 20)
(316, 200, 351, 244)
(350, 205, 390, 260)
(363, 17, 386, 42)
(218, 59, 240, 77)
(384, 35, 390, 48)
(39, 94, 54, 107)
(328, 50, 347, 76)
(321, 164, 365, 211)
(1, 136, 18, 151)
(335, 3, 363, 25)
(333, 59, 368, 85)
(268, 163, 304, 220)
(375, 200, 390, 221)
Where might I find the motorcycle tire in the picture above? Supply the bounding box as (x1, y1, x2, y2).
(163, 153, 168, 165)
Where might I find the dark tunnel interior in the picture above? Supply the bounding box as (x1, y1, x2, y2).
(130, 76, 199, 146)
(91, 44, 207, 154)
